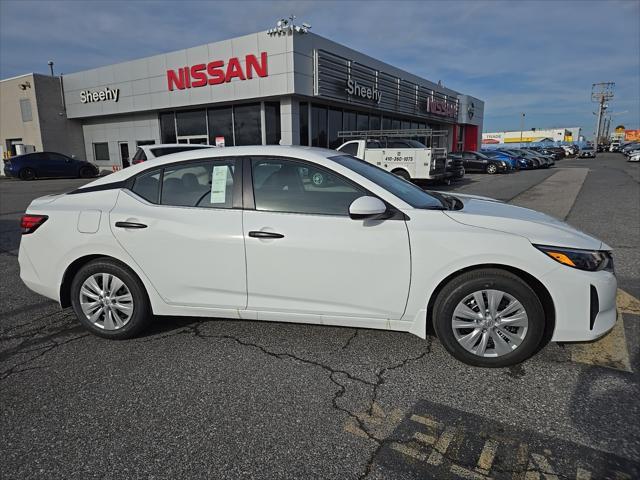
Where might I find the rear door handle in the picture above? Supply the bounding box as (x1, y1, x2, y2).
(248, 231, 284, 239)
(115, 221, 147, 229)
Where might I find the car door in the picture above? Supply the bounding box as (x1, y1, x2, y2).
(462, 152, 478, 171)
(109, 157, 247, 309)
(243, 156, 411, 320)
(42, 153, 71, 177)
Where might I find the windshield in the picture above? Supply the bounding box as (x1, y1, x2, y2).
(330, 155, 446, 209)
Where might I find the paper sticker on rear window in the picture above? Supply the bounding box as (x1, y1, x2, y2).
(211, 165, 228, 203)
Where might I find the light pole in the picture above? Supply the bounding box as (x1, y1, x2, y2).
(520, 113, 525, 145)
(48, 60, 54, 77)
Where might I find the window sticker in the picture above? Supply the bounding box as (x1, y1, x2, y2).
(210, 165, 228, 203)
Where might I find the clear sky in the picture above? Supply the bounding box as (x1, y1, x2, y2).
(1, 0, 638, 135)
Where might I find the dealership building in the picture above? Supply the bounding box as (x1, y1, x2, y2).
(2, 26, 484, 170)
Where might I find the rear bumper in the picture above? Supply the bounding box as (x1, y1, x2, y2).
(19, 241, 60, 302)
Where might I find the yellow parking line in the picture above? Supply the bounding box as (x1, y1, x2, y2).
(427, 426, 458, 466)
(476, 438, 499, 475)
(569, 289, 637, 372)
(390, 442, 427, 462)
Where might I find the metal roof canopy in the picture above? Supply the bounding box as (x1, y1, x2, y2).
(337, 129, 449, 139)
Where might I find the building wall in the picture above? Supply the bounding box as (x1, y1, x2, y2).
(81, 113, 160, 170)
(63, 31, 295, 119)
(0, 74, 43, 152)
(33, 75, 85, 159)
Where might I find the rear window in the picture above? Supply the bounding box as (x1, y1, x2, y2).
(131, 148, 147, 162)
(338, 142, 358, 156)
(150, 146, 211, 157)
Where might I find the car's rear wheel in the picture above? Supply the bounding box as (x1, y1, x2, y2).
(19, 167, 36, 180)
(486, 163, 498, 174)
(70, 259, 151, 339)
(432, 268, 545, 367)
(79, 166, 95, 178)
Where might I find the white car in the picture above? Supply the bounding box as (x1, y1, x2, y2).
(628, 151, 640, 162)
(131, 143, 213, 164)
(18, 146, 617, 367)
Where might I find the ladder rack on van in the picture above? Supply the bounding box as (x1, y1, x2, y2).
(337, 129, 449, 140)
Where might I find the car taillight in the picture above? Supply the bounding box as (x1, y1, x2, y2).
(132, 159, 145, 164)
(20, 214, 48, 234)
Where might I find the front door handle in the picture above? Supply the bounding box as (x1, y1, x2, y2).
(115, 221, 147, 229)
(248, 231, 284, 239)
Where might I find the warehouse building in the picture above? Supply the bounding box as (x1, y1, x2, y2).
(2, 25, 484, 171)
(482, 127, 581, 145)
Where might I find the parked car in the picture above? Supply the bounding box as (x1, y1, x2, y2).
(3, 152, 98, 180)
(488, 150, 532, 169)
(522, 148, 555, 167)
(609, 142, 620, 152)
(445, 155, 465, 183)
(18, 146, 618, 367)
(482, 150, 521, 170)
(578, 147, 596, 158)
(628, 151, 640, 162)
(131, 143, 214, 164)
(19, 146, 617, 367)
(498, 149, 542, 169)
(453, 151, 511, 174)
(621, 142, 639, 154)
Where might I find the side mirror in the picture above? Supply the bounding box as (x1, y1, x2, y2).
(349, 196, 387, 220)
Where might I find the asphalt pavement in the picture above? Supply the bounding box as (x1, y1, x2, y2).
(1, 153, 638, 479)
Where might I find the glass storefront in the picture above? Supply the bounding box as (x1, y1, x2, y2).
(301, 102, 439, 149)
(160, 102, 279, 147)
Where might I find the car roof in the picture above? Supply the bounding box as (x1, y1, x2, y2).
(78, 146, 342, 189)
(139, 143, 214, 149)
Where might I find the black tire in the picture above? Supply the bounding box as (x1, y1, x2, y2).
(392, 169, 411, 181)
(79, 166, 95, 178)
(19, 167, 36, 180)
(485, 163, 498, 174)
(432, 268, 545, 367)
(70, 258, 152, 339)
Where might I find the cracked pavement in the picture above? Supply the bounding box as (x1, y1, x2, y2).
(1, 154, 639, 479)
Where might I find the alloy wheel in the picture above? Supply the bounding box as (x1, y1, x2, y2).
(79, 273, 134, 330)
(451, 289, 528, 357)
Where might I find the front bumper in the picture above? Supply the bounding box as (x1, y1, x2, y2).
(543, 266, 617, 342)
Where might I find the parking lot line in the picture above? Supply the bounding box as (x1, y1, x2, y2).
(569, 289, 636, 372)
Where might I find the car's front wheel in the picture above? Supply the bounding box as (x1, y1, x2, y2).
(486, 163, 498, 174)
(70, 258, 151, 339)
(432, 268, 545, 367)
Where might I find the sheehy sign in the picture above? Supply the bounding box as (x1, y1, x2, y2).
(346, 79, 381, 104)
(80, 87, 120, 103)
(167, 52, 268, 91)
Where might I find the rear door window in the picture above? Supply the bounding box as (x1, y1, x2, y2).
(161, 160, 236, 209)
(131, 169, 161, 203)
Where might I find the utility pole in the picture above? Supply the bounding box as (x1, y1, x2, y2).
(520, 112, 525, 145)
(591, 82, 614, 156)
(48, 60, 54, 77)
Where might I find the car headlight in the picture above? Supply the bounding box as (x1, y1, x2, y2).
(534, 245, 614, 272)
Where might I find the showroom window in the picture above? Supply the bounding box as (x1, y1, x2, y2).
(234, 104, 261, 146)
(176, 109, 207, 137)
(356, 113, 369, 131)
(311, 105, 328, 148)
(161, 160, 236, 209)
(328, 108, 343, 149)
(343, 111, 357, 131)
(299, 102, 309, 146)
(370, 115, 381, 131)
(93, 142, 110, 161)
(160, 112, 176, 144)
(251, 157, 364, 216)
(382, 117, 392, 130)
(264, 102, 281, 145)
(208, 106, 234, 146)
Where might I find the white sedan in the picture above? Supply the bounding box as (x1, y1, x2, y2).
(18, 146, 617, 367)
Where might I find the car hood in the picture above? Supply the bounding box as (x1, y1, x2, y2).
(443, 195, 606, 250)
